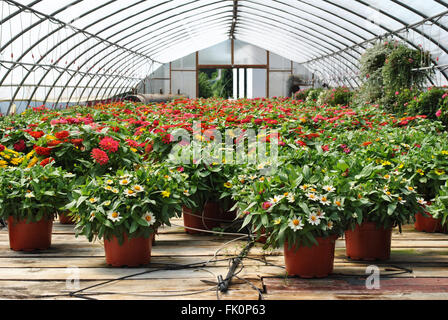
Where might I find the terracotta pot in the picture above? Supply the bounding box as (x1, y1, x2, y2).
(254, 227, 268, 244)
(104, 233, 152, 267)
(345, 222, 392, 261)
(219, 200, 237, 222)
(414, 212, 443, 233)
(183, 202, 221, 234)
(59, 212, 75, 225)
(8, 216, 53, 251)
(284, 236, 338, 278)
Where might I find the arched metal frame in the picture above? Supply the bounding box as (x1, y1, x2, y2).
(1, 0, 448, 113)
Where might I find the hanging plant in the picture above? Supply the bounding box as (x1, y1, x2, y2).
(382, 44, 433, 97)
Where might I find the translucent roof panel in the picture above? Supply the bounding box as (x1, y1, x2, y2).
(1, 0, 448, 110)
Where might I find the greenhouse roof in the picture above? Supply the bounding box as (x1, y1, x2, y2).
(1, 0, 448, 107)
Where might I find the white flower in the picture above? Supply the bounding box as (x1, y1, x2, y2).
(417, 198, 427, 206)
(326, 221, 334, 230)
(89, 212, 96, 222)
(133, 185, 145, 193)
(269, 195, 284, 205)
(289, 217, 304, 231)
(300, 184, 310, 191)
(323, 185, 335, 193)
(249, 175, 258, 181)
(111, 188, 119, 194)
(319, 195, 331, 206)
(398, 196, 406, 205)
(406, 186, 417, 193)
(183, 190, 191, 196)
(334, 199, 344, 210)
(143, 212, 156, 226)
(352, 213, 358, 218)
(308, 213, 321, 226)
(103, 200, 111, 206)
(105, 179, 114, 185)
(108, 211, 122, 222)
(119, 178, 131, 186)
(287, 194, 296, 203)
(25, 192, 35, 198)
(63, 173, 76, 179)
(306, 193, 319, 201)
(315, 209, 326, 218)
(124, 189, 137, 197)
(89, 197, 98, 204)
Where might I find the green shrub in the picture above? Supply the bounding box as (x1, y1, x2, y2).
(306, 88, 324, 102)
(408, 87, 448, 126)
(317, 87, 353, 106)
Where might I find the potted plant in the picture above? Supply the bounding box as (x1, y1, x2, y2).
(68, 165, 183, 267)
(0, 165, 72, 251)
(342, 161, 422, 261)
(231, 164, 343, 278)
(429, 181, 448, 233)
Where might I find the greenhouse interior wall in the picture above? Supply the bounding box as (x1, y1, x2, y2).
(135, 39, 316, 99)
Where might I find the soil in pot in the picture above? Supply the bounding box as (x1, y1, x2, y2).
(183, 202, 221, 234)
(345, 222, 392, 261)
(8, 216, 53, 251)
(104, 233, 153, 267)
(284, 236, 338, 278)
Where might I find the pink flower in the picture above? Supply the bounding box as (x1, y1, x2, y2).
(436, 109, 442, 118)
(262, 202, 272, 210)
(99, 137, 120, 153)
(91, 148, 109, 165)
(395, 91, 400, 96)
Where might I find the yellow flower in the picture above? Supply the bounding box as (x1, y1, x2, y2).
(224, 182, 232, 189)
(46, 135, 56, 141)
(416, 169, 425, 176)
(274, 218, 282, 225)
(442, 151, 448, 156)
(11, 157, 24, 166)
(161, 190, 171, 198)
(25, 150, 36, 160)
(435, 169, 445, 176)
(398, 163, 404, 169)
(0, 160, 7, 168)
(27, 157, 39, 168)
(130, 148, 138, 153)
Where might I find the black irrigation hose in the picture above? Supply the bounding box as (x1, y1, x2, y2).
(218, 237, 255, 293)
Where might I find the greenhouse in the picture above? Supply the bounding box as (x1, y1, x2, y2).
(1, 0, 448, 303)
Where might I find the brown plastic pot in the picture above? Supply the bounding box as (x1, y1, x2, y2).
(8, 216, 53, 251)
(59, 212, 75, 225)
(284, 236, 338, 278)
(414, 212, 443, 233)
(183, 202, 221, 234)
(345, 222, 392, 261)
(104, 233, 152, 267)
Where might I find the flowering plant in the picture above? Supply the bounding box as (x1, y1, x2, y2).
(68, 165, 184, 244)
(230, 163, 344, 248)
(0, 165, 75, 222)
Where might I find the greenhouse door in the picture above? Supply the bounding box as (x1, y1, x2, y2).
(233, 68, 267, 99)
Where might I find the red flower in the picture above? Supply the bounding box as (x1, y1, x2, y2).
(34, 146, 52, 156)
(40, 157, 55, 167)
(14, 140, 26, 152)
(126, 139, 140, 148)
(99, 137, 120, 153)
(322, 145, 330, 152)
(0, 144, 5, 152)
(91, 148, 109, 165)
(29, 131, 45, 139)
(362, 141, 373, 147)
(145, 143, 153, 153)
(162, 133, 173, 144)
(55, 131, 70, 140)
(47, 140, 62, 147)
(70, 139, 84, 147)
